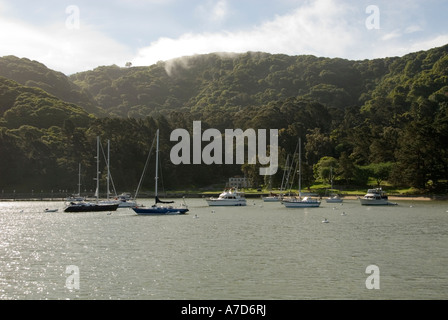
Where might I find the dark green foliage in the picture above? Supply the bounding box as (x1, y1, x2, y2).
(0, 56, 105, 116)
(1, 44, 448, 193)
(0, 77, 92, 129)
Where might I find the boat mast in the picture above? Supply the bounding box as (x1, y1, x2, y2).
(134, 135, 156, 201)
(107, 139, 110, 200)
(330, 166, 333, 191)
(280, 154, 289, 193)
(285, 139, 300, 194)
(96, 136, 100, 203)
(78, 163, 81, 197)
(154, 129, 159, 203)
(298, 137, 301, 198)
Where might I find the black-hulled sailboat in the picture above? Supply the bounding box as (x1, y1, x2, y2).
(132, 129, 189, 215)
(64, 137, 119, 213)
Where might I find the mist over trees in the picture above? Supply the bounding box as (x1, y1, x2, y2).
(1, 45, 447, 194)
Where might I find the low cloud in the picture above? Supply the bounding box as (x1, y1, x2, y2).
(133, 0, 359, 68)
(0, 7, 132, 74)
(132, 0, 448, 69)
(1, 0, 447, 75)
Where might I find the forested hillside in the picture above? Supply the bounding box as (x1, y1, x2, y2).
(69, 52, 393, 120)
(0, 56, 104, 116)
(0, 45, 447, 195)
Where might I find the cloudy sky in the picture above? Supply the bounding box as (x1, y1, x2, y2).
(1, 0, 447, 74)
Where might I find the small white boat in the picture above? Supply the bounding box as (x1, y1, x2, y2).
(283, 196, 321, 208)
(325, 167, 343, 203)
(322, 218, 329, 223)
(359, 188, 397, 206)
(206, 188, 247, 206)
(65, 195, 85, 202)
(44, 208, 58, 212)
(262, 192, 282, 202)
(325, 195, 343, 203)
(115, 193, 138, 208)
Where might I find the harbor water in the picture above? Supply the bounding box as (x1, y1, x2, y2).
(0, 198, 447, 300)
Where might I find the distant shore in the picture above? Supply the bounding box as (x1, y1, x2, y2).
(1, 193, 446, 201)
(341, 195, 437, 201)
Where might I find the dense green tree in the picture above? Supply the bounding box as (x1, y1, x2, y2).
(313, 156, 339, 183)
(362, 162, 394, 187)
(1, 44, 448, 193)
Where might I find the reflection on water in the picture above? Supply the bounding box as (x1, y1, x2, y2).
(0, 199, 447, 299)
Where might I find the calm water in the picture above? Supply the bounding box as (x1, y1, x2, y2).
(0, 198, 447, 300)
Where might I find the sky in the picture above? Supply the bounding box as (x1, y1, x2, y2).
(0, 0, 447, 75)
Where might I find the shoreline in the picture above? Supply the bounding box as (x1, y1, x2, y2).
(340, 195, 437, 201)
(0, 193, 446, 202)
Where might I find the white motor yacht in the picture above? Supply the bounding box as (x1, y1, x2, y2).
(206, 188, 247, 206)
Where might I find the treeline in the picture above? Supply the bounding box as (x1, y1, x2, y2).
(0, 45, 447, 194)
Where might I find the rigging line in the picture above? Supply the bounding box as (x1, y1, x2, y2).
(134, 134, 156, 200)
(289, 156, 300, 195)
(158, 147, 166, 196)
(286, 139, 300, 193)
(99, 139, 118, 198)
(280, 154, 290, 192)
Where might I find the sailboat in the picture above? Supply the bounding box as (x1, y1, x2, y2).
(64, 137, 119, 213)
(262, 155, 290, 202)
(132, 130, 189, 215)
(95, 139, 137, 208)
(282, 138, 321, 208)
(325, 167, 343, 203)
(65, 163, 85, 201)
(94, 139, 137, 208)
(115, 192, 138, 208)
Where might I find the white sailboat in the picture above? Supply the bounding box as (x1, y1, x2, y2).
(65, 163, 85, 201)
(262, 154, 290, 202)
(95, 139, 138, 208)
(95, 139, 137, 208)
(325, 167, 343, 203)
(115, 192, 138, 208)
(282, 138, 321, 208)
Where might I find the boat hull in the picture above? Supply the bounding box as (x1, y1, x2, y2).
(359, 198, 394, 206)
(283, 201, 321, 208)
(262, 197, 282, 202)
(118, 201, 138, 208)
(64, 203, 119, 212)
(206, 199, 247, 206)
(132, 206, 189, 215)
(206, 188, 247, 206)
(326, 198, 343, 203)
